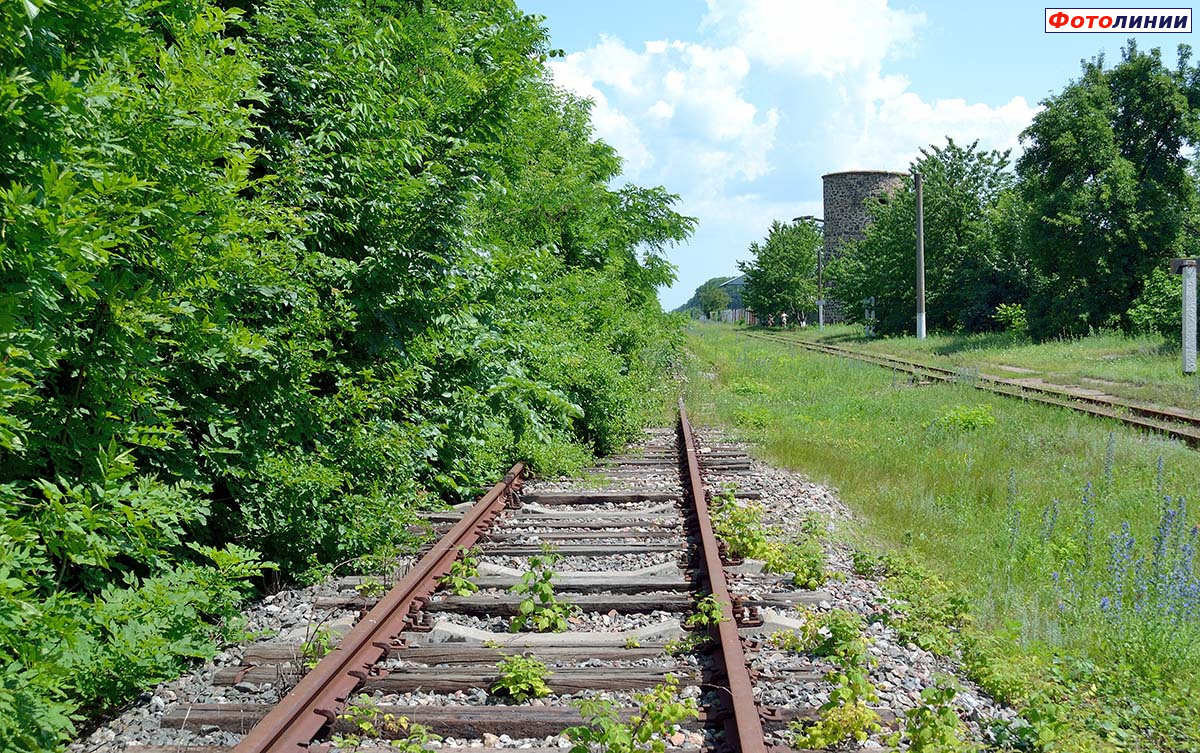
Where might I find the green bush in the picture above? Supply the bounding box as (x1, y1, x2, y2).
(0, 0, 693, 746)
(928, 405, 996, 433)
(1128, 268, 1182, 337)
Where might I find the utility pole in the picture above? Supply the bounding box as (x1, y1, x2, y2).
(795, 215, 825, 329)
(914, 172, 926, 340)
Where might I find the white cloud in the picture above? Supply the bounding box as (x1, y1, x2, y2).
(838, 90, 1040, 170)
(704, 0, 925, 77)
(548, 35, 778, 186)
(647, 99, 675, 119)
(703, 0, 1039, 171)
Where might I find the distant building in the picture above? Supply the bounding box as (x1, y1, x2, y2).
(717, 275, 754, 324)
(821, 170, 905, 321)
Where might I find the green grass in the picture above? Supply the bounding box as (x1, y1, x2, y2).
(685, 323, 1200, 751)
(763, 323, 1200, 412)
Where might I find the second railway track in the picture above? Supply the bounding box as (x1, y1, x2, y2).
(746, 331, 1200, 447)
(115, 405, 833, 753)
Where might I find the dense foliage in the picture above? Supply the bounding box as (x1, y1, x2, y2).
(738, 219, 820, 324)
(0, 0, 692, 748)
(759, 42, 1199, 341)
(830, 139, 1028, 337)
(1018, 42, 1200, 338)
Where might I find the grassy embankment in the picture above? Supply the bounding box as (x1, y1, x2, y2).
(766, 323, 1200, 413)
(686, 323, 1199, 751)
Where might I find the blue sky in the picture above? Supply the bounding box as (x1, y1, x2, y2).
(515, 1, 1196, 309)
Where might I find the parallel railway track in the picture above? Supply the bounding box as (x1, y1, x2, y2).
(746, 331, 1200, 447)
(128, 405, 822, 753)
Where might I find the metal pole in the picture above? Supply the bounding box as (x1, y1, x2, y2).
(915, 172, 926, 340)
(817, 245, 824, 330)
(1184, 261, 1197, 375)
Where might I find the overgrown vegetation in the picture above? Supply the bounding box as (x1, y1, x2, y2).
(766, 323, 1200, 413)
(709, 488, 827, 589)
(830, 138, 1028, 337)
(738, 219, 821, 326)
(0, 0, 691, 747)
(687, 327, 1200, 751)
(565, 675, 698, 753)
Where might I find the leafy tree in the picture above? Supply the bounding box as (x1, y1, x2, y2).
(0, 0, 694, 746)
(829, 139, 1029, 337)
(697, 281, 732, 317)
(674, 276, 738, 317)
(1017, 41, 1200, 338)
(739, 220, 820, 323)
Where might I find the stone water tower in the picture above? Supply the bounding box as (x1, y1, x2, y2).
(821, 170, 905, 321)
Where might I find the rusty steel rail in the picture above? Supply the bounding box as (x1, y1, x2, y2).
(233, 462, 525, 753)
(678, 401, 769, 753)
(747, 331, 1200, 447)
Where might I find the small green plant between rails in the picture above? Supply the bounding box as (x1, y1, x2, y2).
(509, 545, 580, 633)
(709, 487, 827, 589)
(565, 674, 698, 753)
(439, 546, 482, 596)
(683, 593, 727, 629)
(333, 694, 441, 751)
(491, 654, 552, 702)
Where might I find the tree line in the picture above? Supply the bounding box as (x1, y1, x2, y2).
(0, 1, 693, 748)
(737, 42, 1199, 340)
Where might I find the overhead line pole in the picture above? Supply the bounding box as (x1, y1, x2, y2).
(915, 172, 926, 340)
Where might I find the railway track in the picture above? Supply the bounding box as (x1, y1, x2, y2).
(746, 331, 1200, 447)
(122, 405, 833, 753)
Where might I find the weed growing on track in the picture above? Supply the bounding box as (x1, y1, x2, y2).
(301, 625, 336, 670)
(439, 547, 482, 597)
(709, 489, 828, 589)
(334, 694, 441, 750)
(566, 675, 698, 753)
(491, 655, 553, 702)
(684, 594, 727, 628)
(687, 324, 1200, 750)
(509, 546, 579, 633)
(771, 609, 870, 665)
